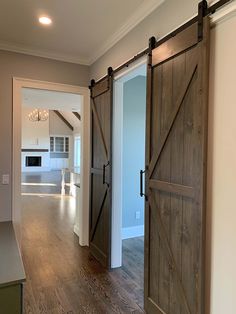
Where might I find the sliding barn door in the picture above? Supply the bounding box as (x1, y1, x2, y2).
(144, 18, 209, 314)
(90, 75, 113, 268)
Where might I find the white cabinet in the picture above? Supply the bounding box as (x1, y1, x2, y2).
(50, 136, 69, 153)
(50, 135, 70, 170)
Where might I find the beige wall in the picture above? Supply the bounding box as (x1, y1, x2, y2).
(207, 12, 236, 314)
(22, 107, 50, 149)
(0, 50, 89, 221)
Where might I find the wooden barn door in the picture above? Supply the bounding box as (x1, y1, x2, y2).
(90, 71, 113, 268)
(144, 18, 209, 314)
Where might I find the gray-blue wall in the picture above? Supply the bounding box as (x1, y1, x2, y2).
(122, 75, 146, 228)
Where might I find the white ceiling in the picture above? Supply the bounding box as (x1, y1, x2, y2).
(22, 88, 81, 112)
(0, 0, 164, 65)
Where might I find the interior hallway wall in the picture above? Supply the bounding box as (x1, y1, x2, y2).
(122, 76, 146, 233)
(0, 50, 89, 221)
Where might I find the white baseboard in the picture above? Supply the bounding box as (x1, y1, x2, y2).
(122, 225, 144, 240)
(21, 167, 51, 172)
(74, 224, 88, 247)
(74, 224, 79, 238)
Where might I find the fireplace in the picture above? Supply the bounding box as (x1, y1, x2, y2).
(26, 156, 42, 167)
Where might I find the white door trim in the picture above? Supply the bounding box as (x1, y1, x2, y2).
(12, 77, 90, 247)
(111, 58, 147, 268)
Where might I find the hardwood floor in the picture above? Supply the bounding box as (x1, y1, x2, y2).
(122, 237, 144, 293)
(21, 171, 144, 313)
(21, 170, 71, 195)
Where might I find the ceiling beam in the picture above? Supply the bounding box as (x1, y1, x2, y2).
(53, 110, 74, 131)
(72, 112, 81, 121)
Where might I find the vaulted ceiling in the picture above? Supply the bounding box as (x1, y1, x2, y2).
(0, 0, 164, 65)
(22, 88, 81, 131)
(22, 88, 82, 112)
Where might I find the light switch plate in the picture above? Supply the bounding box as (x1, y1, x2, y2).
(2, 174, 10, 185)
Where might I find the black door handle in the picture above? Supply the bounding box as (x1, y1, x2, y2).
(103, 161, 110, 187)
(140, 169, 146, 199)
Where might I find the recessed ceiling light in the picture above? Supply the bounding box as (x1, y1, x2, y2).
(39, 16, 52, 25)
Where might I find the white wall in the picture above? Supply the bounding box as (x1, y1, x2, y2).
(21, 106, 50, 149)
(207, 10, 236, 314)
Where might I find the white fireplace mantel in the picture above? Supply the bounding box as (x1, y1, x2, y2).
(21, 150, 50, 172)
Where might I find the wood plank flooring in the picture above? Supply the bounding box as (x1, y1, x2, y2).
(21, 172, 144, 313)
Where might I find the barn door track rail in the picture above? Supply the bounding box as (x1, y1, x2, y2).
(89, 0, 233, 87)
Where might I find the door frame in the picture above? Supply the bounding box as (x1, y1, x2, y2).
(111, 57, 147, 268)
(12, 77, 90, 247)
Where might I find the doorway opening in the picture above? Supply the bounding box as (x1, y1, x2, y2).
(112, 60, 147, 308)
(13, 78, 90, 247)
(20, 88, 84, 253)
(12, 79, 93, 312)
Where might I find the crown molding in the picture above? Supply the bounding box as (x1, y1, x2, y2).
(0, 41, 90, 65)
(3, 0, 235, 67)
(211, 0, 236, 25)
(89, 0, 165, 64)
(3, 0, 233, 67)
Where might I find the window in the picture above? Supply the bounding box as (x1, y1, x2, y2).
(50, 136, 69, 153)
(74, 137, 81, 169)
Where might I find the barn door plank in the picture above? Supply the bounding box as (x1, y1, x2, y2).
(144, 17, 209, 314)
(149, 193, 191, 314)
(91, 98, 108, 160)
(169, 52, 185, 314)
(90, 190, 108, 241)
(89, 75, 113, 268)
(149, 62, 197, 178)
